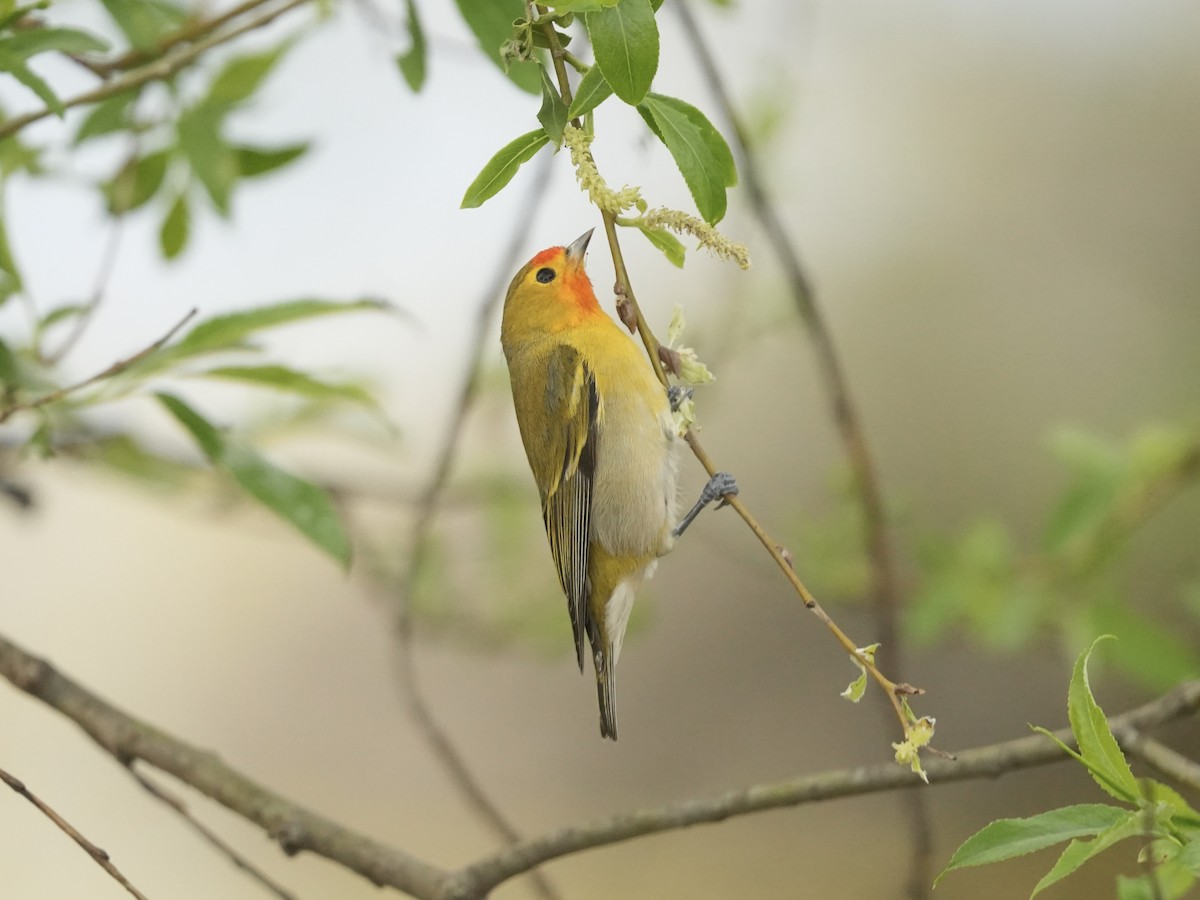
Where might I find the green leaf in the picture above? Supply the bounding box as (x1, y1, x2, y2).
(536, 64, 569, 145)
(74, 91, 138, 145)
(1069, 635, 1139, 803)
(106, 148, 171, 214)
(452, 0, 540, 94)
(0, 52, 63, 115)
(177, 105, 237, 216)
(644, 92, 736, 187)
(199, 364, 381, 414)
(0, 26, 109, 59)
(636, 223, 685, 267)
(207, 42, 291, 108)
(460, 129, 550, 209)
(1180, 840, 1200, 875)
(135, 298, 391, 376)
(936, 804, 1132, 885)
(159, 191, 189, 260)
(233, 142, 309, 178)
(37, 303, 88, 334)
(157, 392, 351, 567)
(567, 64, 613, 119)
(1031, 813, 1143, 896)
(585, 0, 658, 105)
(396, 0, 427, 91)
(544, 0, 619, 10)
(0, 210, 23, 305)
(101, 0, 185, 52)
(639, 92, 727, 223)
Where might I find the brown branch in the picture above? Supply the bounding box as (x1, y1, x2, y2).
(671, 4, 934, 895)
(441, 679, 1200, 899)
(127, 766, 298, 900)
(0, 632, 448, 899)
(0, 308, 197, 424)
(0, 764, 151, 900)
(390, 151, 562, 900)
(3, 630, 1197, 900)
(0, 0, 311, 143)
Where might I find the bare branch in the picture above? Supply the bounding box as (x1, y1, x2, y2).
(0, 0, 312, 142)
(0, 308, 197, 424)
(443, 680, 1200, 899)
(1115, 728, 1200, 795)
(127, 766, 298, 900)
(0, 632, 448, 900)
(0, 764, 151, 900)
(670, 3, 934, 894)
(391, 149, 564, 900)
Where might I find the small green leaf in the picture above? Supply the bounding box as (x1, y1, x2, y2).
(0, 53, 63, 115)
(0, 26, 109, 59)
(0, 337, 17, 385)
(460, 129, 550, 208)
(543, 0, 619, 11)
(101, 0, 185, 52)
(207, 42, 291, 108)
(159, 191, 189, 260)
(177, 105, 237, 215)
(106, 148, 171, 213)
(396, 0, 427, 91)
(936, 804, 1132, 885)
(155, 298, 391, 368)
(37, 304, 88, 334)
(1180, 840, 1200, 875)
(644, 92, 736, 187)
(636, 223, 685, 267)
(157, 392, 351, 566)
(199, 364, 381, 414)
(536, 64, 569, 145)
(233, 142, 309, 178)
(74, 91, 138, 145)
(639, 92, 727, 223)
(585, 0, 658, 105)
(0, 210, 23, 305)
(1069, 635, 1138, 803)
(452, 0, 540, 94)
(1031, 813, 1143, 896)
(567, 64, 613, 119)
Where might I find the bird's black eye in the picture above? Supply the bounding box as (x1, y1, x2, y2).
(535, 267, 556, 284)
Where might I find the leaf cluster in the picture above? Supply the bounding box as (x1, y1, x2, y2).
(939, 636, 1200, 898)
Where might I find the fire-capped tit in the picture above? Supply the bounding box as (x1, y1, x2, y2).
(501, 229, 737, 739)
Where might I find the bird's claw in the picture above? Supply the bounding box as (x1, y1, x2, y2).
(703, 471, 738, 509)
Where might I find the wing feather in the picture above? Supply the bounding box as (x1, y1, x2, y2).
(539, 345, 599, 671)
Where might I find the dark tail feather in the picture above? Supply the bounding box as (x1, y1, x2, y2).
(596, 650, 618, 740)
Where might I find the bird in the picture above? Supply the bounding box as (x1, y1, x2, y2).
(500, 228, 736, 739)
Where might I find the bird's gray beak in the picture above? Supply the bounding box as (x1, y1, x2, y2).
(565, 228, 594, 264)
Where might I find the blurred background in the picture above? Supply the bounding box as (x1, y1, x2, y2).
(2, 0, 1199, 898)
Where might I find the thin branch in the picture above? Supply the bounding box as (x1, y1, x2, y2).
(0, 0, 311, 142)
(536, 11, 913, 734)
(43, 212, 127, 366)
(126, 765, 298, 900)
(0, 632, 448, 899)
(671, 4, 934, 895)
(89, 0, 284, 77)
(3, 630, 1197, 900)
(0, 764, 151, 900)
(391, 150, 563, 900)
(0, 308, 197, 423)
(442, 679, 1200, 899)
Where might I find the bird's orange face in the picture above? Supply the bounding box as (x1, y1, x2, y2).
(516, 245, 602, 319)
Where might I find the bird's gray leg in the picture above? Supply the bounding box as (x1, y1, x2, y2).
(672, 472, 739, 538)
